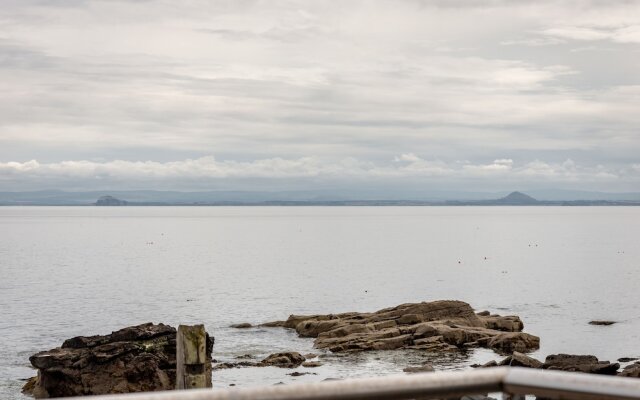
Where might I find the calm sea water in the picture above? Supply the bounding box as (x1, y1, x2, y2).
(1, 206, 639, 398)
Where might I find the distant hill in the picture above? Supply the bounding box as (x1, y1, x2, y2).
(95, 196, 128, 206)
(494, 191, 539, 205)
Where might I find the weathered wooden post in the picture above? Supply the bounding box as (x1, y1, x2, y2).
(176, 324, 211, 390)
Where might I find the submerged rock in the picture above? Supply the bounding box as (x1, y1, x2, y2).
(260, 352, 306, 368)
(230, 323, 252, 329)
(403, 364, 435, 373)
(22, 323, 213, 398)
(589, 320, 616, 326)
(302, 361, 323, 368)
(264, 300, 539, 355)
(213, 352, 307, 370)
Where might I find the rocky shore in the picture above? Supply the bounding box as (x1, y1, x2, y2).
(22, 300, 639, 397)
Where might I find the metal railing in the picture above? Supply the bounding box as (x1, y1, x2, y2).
(79, 367, 640, 400)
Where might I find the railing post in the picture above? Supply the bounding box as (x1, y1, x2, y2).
(176, 324, 211, 390)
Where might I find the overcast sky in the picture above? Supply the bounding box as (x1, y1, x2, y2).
(1, 0, 639, 192)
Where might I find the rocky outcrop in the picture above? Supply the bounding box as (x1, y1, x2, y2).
(543, 354, 620, 375)
(265, 300, 539, 355)
(23, 323, 213, 398)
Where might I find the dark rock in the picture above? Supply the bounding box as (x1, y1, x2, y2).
(589, 320, 616, 326)
(259, 352, 306, 368)
(22, 323, 213, 398)
(618, 357, 639, 363)
(303, 353, 318, 359)
(287, 371, 316, 376)
(230, 323, 252, 329)
(543, 354, 619, 375)
(619, 362, 640, 378)
(403, 364, 434, 373)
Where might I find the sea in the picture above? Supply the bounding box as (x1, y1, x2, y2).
(1, 206, 639, 398)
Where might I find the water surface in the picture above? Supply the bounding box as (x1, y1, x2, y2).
(1, 206, 639, 398)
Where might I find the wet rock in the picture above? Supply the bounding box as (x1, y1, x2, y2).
(260, 320, 287, 328)
(230, 323, 252, 329)
(260, 352, 306, 368)
(303, 353, 318, 359)
(619, 362, 640, 378)
(288, 371, 317, 376)
(480, 360, 498, 368)
(589, 320, 616, 326)
(302, 361, 323, 368)
(543, 354, 620, 375)
(618, 357, 639, 363)
(212, 361, 257, 370)
(481, 315, 524, 332)
(403, 364, 434, 373)
(499, 351, 543, 368)
(265, 300, 539, 356)
(22, 323, 213, 398)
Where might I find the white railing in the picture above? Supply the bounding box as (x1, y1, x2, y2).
(72, 367, 640, 400)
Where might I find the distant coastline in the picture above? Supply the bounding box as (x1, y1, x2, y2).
(1, 191, 640, 206)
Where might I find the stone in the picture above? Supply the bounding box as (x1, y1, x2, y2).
(543, 354, 620, 375)
(480, 360, 498, 368)
(619, 362, 640, 378)
(403, 364, 434, 373)
(302, 361, 323, 368)
(230, 323, 252, 329)
(499, 351, 543, 368)
(288, 371, 316, 376)
(487, 332, 540, 354)
(259, 352, 306, 368)
(618, 357, 639, 363)
(22, 323, 214, 398)
(481, 315, 524, 332)
(265, 300, 539, 356)
(589, 320, 616, 326)
(303, 353, 318, 359)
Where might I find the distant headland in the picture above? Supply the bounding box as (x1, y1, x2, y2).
(1, 190, 639, 206)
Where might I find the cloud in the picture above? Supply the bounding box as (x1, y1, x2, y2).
(541, 25, 640, 43)
(1, 156, 637, 192)
(0, 1, 638, 192)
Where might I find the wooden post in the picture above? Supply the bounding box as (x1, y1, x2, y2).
(176, 324, 210, 390)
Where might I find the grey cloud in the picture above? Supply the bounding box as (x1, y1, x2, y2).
(0, 0, 638, 192)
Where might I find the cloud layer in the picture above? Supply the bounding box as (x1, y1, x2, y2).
(2, 155, 638, 192)
(1, 1, 639, 191)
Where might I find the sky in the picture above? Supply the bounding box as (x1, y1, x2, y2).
(0, 0, 639, 193)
